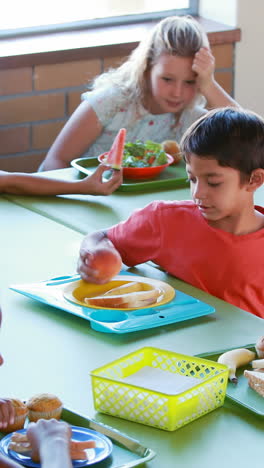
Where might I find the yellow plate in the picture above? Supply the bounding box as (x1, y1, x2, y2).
(63, 275, 175, 310)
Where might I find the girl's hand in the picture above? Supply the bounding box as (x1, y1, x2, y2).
(0, 399, 15, 430)
(80, 164, 123, 196)
(192, 47, 216, 92)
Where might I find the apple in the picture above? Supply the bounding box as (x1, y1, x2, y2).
(89, 247, 122, 283)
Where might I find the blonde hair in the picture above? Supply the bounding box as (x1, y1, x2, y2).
(92, 16, 209, 106)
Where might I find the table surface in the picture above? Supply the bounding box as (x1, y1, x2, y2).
(4, 167, 263, 234)
(1, 172, 264, 468)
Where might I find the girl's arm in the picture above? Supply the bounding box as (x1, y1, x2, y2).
(0, 165, 122, 196)
(192, 47, 239, 109)
(40, 101, 103, 171)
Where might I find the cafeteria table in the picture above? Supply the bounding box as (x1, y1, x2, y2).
(1, 175, 264, 468)
(3, 167, 264, 234)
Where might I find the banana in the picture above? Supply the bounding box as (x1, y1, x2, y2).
(217, 348, 256, 383)
(252, 358, 264, 369)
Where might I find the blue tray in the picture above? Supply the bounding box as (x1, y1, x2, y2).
(10, 273, 215, 334)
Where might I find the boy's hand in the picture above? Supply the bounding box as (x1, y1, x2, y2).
(77, 231, 122, 284)
(192, 47, 216, 92)
(78, 246, 122, 284)
(0, 399, 15, 430)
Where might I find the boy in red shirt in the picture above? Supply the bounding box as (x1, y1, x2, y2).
(77, 108, 264, 318)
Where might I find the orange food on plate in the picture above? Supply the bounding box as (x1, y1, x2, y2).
(10, 431, 97, 461)
(88, 248, 122, 283)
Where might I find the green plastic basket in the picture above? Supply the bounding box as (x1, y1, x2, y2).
(91, 347, 228, 431)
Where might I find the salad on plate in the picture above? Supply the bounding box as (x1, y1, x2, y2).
(122, 140, 168, 168)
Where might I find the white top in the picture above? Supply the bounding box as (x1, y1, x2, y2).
(81, 86, 207, 158)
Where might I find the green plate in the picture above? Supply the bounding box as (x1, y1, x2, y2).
(197, 345, 263, 417)
(71, 157, 189, 192)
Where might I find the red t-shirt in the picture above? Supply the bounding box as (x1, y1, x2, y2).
(107, 200, 264, 318)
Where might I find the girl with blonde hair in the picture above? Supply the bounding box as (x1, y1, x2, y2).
(40, 16, 238, 171)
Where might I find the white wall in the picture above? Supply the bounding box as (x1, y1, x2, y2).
(234, 0, 264, 117)
(199, 0, 237, 26)
(200, 0, 264, 118)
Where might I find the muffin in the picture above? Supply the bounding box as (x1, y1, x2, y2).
(1, 398, 28, 433)
(26, 393, 63, 422)
(161, 140, 182, 164)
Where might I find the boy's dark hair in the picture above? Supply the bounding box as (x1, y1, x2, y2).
(180, 107, 264, 177)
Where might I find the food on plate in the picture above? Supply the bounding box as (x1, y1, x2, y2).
(26, 393, 63, 422)
(251, 358, 264, 369)
(106, 128, 126, 170)
(1, 399, 28, 433)
(217, 348, 256, 383)
(122, 140, 169, 168)
(103, 281, 143, 296)
(88, 248, 122, 283)
(84, 288, 160, 308)
(10, 431, 97, 461)
(255, 335, 264, 358)
(244, 370, 264, 397)
(161, 140, 182, 164)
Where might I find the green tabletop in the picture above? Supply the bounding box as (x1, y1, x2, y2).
(3, 167, 264, 236)
(1, 197, 263, 468)
(2, 167, 193, 234)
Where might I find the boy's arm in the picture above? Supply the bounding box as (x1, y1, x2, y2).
(39, 101, 102, 171)
(0, 165, 122, 196)
(192, 47, 239, 108)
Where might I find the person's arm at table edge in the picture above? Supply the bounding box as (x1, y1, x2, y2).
(0, 454, 22, 468)
(0, 164, 122, 196)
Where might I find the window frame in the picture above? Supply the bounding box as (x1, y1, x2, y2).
(0, 0, 198, 39)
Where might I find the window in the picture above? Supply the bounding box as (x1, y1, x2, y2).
(0, 0, 198, 38)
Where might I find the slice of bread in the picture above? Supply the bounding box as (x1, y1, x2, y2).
(84, 288, 160, 308)
(244, 370, 264, 397)
(103, 282, 143, 296)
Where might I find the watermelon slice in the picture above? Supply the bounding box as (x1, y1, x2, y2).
(106, 128, 126, 170)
